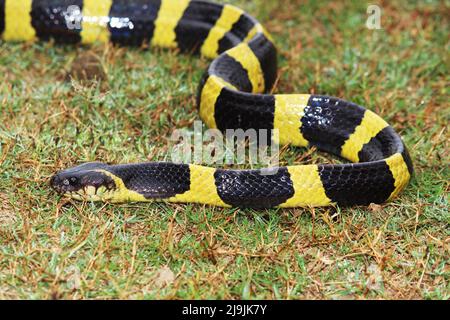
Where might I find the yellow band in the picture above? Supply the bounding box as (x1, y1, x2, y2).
(170, 165, 230, 207)
(199, 75, 236, 129)
(274, 94, 310, 147)
(341, 110, 389, 162)
(97, 170, 148, 203)
(226, 43, 265, 93)
(3, 0, 36, 41)
(280, 165, 331, 208)
(151, 0, 190, 48)
(81, 0, 113, 44)
(385, 153, 411, 201)
(200, 4, 243, 58)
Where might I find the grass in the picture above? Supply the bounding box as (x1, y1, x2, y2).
(0, 0, 448, 300)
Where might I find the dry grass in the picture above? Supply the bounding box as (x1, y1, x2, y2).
(0, 0, 448, 299)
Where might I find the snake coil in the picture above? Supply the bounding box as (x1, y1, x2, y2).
(1, 0, 413, 208)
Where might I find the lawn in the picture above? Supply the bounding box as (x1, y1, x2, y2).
(0, 0, 448, 299)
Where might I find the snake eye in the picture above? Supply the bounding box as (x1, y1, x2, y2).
(63, 177, 78, 186)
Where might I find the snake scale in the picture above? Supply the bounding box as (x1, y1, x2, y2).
(1, 0, 413, 208)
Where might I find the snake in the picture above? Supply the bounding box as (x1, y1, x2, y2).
(1, 0, 413, 209)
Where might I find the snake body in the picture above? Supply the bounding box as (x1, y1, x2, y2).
(2, 0, 413, 208)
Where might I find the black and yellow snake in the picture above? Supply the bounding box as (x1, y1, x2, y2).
(1, 0, 413, 208)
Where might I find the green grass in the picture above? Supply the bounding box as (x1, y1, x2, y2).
(0, 0, 448, 299)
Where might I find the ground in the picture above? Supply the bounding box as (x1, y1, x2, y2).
(0, 0, 448, 299)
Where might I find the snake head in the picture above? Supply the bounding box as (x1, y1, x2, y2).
(50, 162, 116, 201)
